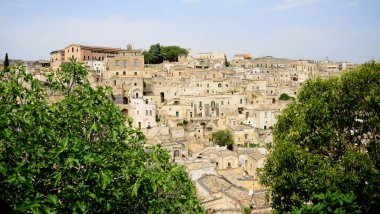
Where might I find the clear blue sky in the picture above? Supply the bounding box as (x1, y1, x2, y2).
(0, 0, 379, 63)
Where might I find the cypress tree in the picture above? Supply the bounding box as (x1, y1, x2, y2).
(4, 53, 9, 69)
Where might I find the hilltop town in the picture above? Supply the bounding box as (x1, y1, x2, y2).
(1, 43, 356, 213)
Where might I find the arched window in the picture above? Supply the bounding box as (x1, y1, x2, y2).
(123, 97, 129, 104)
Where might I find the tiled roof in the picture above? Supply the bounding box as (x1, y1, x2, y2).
(64, 44, 121, 52)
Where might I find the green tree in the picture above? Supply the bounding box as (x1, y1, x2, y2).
(212, 129, 234, 150)
(0, 58, 204, 213)
(224, 55, 230, 67)
(161, 46, 188, 62)
(278, 93, 294, 101)
(260, 61, 380, 213)
(143, 44, 188, 64)
(289, 191, 360, 214)
(4, 53, 9, 69)
(143, 43, 164, 64)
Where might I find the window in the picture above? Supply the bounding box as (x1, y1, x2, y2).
(228, 162, 231, 168)
(115, 61, 119, 66)
(114, 80, 116, 86)
(218, 83, 222, 88)
(134, 83, 137, 86)
(240, 99, 243, 104)
(221, 101, 224, 105)
(150, 110, 152, 116)
(123, 97, 128, 104)
(123, 71, 126, 75)
(116, 72, 119, 75)
(133, 60, 139, 67)
(123, 61, 127, 67)
(134, 72, 137, 75)
(145, 99, 148, 104)
(176, 111, 179, 117)
(135, 93, 139, 98)
(199, 101, 202, 108)
(146, 110, 148, 116)
(137, 111, 139, 115)
(72, 47, 74, 52)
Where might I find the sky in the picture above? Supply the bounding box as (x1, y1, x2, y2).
(0, 0, 379, 63)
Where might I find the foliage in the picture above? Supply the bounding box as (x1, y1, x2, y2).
(161, 46, 188, 62)
(278, 93, 294, 101)
(289, 191, 360, 214)
(212, 129, 234, 150)
(143, 43, 188, 64)
(0, 58, 204, 213)
(177, 120, 189, 127)
(143, 43, 164, 64)
(225, 58, 230, 67)
(243, 206, 252, 214)
(155, 114, 161, 122)
(244, 143, 258, 148)
(4, 53, 9, 69)
(260, 61, 380, 213)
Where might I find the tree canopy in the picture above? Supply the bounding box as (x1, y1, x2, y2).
(278, 93, 294, 101)
(289, 191, 360, 214)
(0, 59, 204, 213)
(212, 129, 234, 150)
(143, 43, 188, 64)
(260, 61, 380, 213)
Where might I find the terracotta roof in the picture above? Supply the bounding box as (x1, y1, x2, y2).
(50, 49, 64, 54)
(64, 43, 121, 52)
